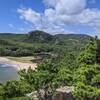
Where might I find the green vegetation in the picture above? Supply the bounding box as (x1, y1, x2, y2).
(73, 38, 100, 100)
(0, 30, 91, 57)
(0, 30, 99, 99)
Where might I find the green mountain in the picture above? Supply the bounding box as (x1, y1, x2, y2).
(0, 33, 27, 41)
(53, 34, 91, 45)
(25, 30, 53, 43)
(0, 30, 92, 45)
(0, 30, 92, 57)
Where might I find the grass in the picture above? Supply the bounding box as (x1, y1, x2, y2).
(6, 56, 35, 63)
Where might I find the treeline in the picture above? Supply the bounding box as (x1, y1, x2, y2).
(0, 39, 83, 57)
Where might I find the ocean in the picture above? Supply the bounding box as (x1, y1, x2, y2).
(0, 63, 19, 83)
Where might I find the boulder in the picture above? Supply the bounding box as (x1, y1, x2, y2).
(53, 86, 74, 100)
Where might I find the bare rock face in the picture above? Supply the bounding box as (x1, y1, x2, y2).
(53, 86, 74, 100)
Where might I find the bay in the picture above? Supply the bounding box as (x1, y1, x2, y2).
(0, 63, 19, 83)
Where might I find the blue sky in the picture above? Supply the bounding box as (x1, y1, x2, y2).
(0, 0, 45, 33)
(0, 0, 100, 37)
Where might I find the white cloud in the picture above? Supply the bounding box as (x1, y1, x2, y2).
(17, 0, 100, 36)
(44, 0, 86, 14)
(43, 0, 58, 7)
(44, 9, 56, 21)
(17, 8, 41, 25)
(43, 0, 100, 35)
(76, 9, 100, 34)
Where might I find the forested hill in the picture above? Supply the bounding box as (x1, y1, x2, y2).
(0, 33, 27, 41)
(0, 30, 93, 57)
(0, 30, 92, 45)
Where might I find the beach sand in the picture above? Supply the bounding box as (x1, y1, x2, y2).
(0, 57, 37, 70)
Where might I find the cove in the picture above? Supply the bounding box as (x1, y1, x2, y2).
(0, 63, 19, 83)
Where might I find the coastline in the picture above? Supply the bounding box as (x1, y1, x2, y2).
(0, 57, 37, 70)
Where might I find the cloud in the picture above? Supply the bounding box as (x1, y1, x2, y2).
(43, 0, 100, 35)
(43, 0, 58, 8)
(89, 0, 96, 4)
(17, 0, 100, 36)
(17, 8, 41, 25)
(43, 0, 86, 15)
(8, 24, 14, 28)
(76, 9, 100, 34)
(44, 8, 100, 29)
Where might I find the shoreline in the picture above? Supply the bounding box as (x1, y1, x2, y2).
(0, 57, 37, 70)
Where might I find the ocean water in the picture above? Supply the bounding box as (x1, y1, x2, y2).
(0, 63, 19, 83)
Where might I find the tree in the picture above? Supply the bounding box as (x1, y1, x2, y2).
(3, 81, 31, 98)
(77, 39, 97, 64)
(74, 82, 100, 100)
(73, 38, 100, 100)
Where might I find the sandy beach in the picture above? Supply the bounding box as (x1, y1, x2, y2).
(0, 57, 37, 70)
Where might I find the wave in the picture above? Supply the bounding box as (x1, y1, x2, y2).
(0, 63, 15, 68)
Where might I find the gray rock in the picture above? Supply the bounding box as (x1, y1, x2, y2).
(53, 86, 74, 100)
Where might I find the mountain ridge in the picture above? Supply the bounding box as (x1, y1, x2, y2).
(0, 30, 92, 45)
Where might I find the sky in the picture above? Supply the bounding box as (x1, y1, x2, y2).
(0, 0, 100, 37)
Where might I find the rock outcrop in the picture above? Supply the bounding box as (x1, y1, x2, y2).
(53, 86, 74, 100)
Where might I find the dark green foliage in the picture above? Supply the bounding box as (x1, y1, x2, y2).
(74, 64, 100, 85)
(77, 40, 97, 64)
(77, 39, 100, 65)
(74, 82, 100, 100)
(0, 80, 32, 98)
(96, 40, 100, 63)
(0, 85, 5, 97)
(0, 33, 27, 41)
(0, 46, 33, 57)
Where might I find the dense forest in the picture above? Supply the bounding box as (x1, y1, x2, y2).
(0, 30, 100, 100)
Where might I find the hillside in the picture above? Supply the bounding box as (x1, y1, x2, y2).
(0, 30, 92, 57)
(26, 30, 53, 43)
(53, 34, 91, 45)
(0, 33, 27, 42)
(0, 30, 92, 45)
